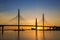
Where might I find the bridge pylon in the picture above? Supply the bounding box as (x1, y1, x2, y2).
(17, 9, 20, 40)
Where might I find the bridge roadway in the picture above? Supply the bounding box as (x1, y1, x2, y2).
(0, 25, 58, 27)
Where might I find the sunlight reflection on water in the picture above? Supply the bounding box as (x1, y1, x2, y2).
(0, 30, 60, 40)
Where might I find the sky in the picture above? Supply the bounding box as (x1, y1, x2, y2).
(0, 0, 60, 26)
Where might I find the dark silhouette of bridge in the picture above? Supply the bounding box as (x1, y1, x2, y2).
(0, 9, 60, 40)
(0, 9, 59, 29)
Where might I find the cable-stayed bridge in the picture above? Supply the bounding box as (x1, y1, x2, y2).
(0, 9, 60, 29)
(0, 9, 60, 30)
(0, 9, 60, 40)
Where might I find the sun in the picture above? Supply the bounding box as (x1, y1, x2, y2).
(37, 27, 40, 29)
(33, 27, 43, 30)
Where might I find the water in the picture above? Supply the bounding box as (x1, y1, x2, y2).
(0, 30, 60, 40)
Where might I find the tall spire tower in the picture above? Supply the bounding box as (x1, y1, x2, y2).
(35, 18, 38, 40)
(18, 9, 20, 31)
(18, 9, 20, 40)
(42, 13, 44, 31)
(42, 13, 45, 40)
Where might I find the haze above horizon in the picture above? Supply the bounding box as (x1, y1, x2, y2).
(0, 0, 60, 26)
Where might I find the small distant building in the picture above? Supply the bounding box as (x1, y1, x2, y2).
(52, 26, 60, 30)
(31, 28, 36, 30)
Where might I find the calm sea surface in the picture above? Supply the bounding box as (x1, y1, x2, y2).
(0, 26, 60, 40)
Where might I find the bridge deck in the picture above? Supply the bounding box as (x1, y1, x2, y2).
(0, 25, 59, 27)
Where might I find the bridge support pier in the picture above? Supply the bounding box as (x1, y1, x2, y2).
(2, 25, 4, 37)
